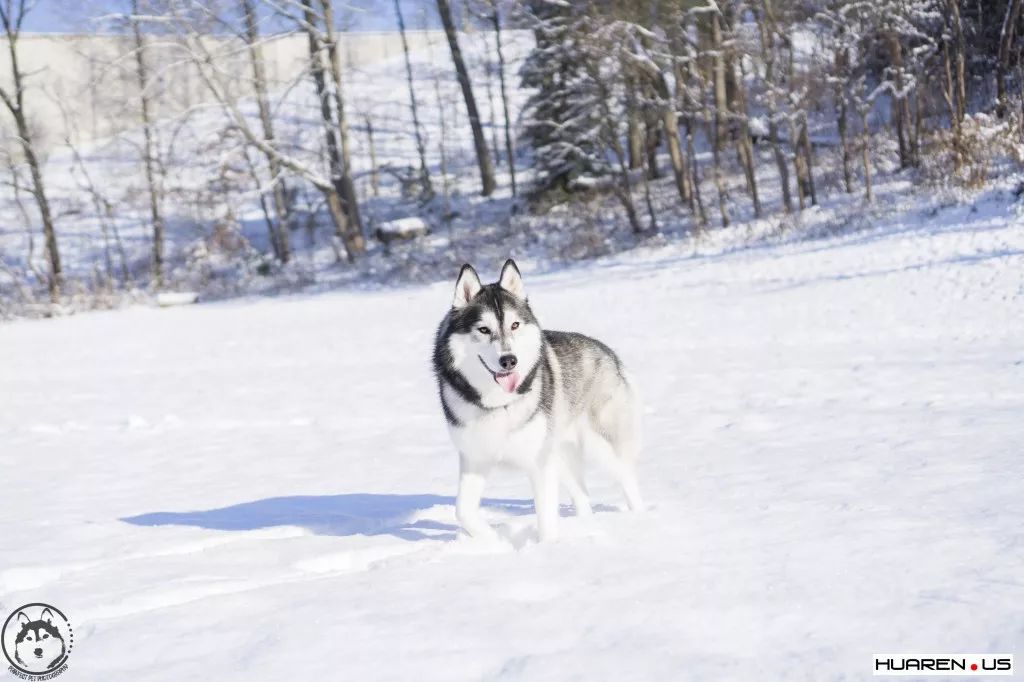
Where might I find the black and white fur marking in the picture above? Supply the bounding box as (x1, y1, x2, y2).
(433, 259, 643, 541)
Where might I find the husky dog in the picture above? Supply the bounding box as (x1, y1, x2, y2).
(433, 259, 643, 541)
(13, 608, 66, 673)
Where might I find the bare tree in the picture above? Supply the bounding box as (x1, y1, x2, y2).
(755, 0, 793, 211)
(2, 146, 48, 290)
(708, 8, 731, 227)
(851, 74, 879, 203)
(0, 0, 62, 301)
(62, 124, 131, 288)
(584, 45, 643, 234)
(130, 0, 167, 288)
(319, 0, 364, 241)
(241, 0, 291, 262)
(171, 0, 363, 260)
(394, 0, 433, 198)
(300, 0, 364, 257)
(620, 31, 692, 211)
(436, 0, 496, 196)
(730, 47, 761, 217)
(824, 9, 854, 194)
(783, 31, 816, 208)
(488, 0, 517, 197)
(434, 74, 453, 221)
(997, 0, 1023, 118)
(363, 114, 379, 197)
(672, 12, 708, 227)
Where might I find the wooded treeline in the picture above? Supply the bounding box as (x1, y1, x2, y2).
(2, 0, 1024, 307)
(520, 0, 1024, 232)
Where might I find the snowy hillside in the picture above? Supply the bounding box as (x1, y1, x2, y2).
(1, 188, 1022, 679)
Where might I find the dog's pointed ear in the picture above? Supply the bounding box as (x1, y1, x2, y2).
(453, 264, 482, 309)
(16, 612, 29, 627)
(498, 259, 525, 299)
(39, 608, 55, 625)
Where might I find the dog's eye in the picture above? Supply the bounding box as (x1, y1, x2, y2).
(42, 634, 49, 639)
(511, 321, 520, 331)
(476, 326, 491, 335)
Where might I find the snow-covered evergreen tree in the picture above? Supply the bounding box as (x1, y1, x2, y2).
(519, 0, 610, 197)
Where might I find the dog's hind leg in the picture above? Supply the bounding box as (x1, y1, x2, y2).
(587, 390, 645, 511)
(560, 442, 592, 517)
(617, 461, 644, 512)
(530, 458, 561, 541)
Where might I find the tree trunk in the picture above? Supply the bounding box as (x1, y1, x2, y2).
(639, 139, 659, 232)
(490, 1, 517, 197)
(589, 56, 643, 233)
(799, 118, 817, 206)
(997, 0, 1023, 117)
(686, 115, 707, 227)
(860, 107, 873, 203)
(436, 0, 496, 196)
(754, 1, 792, 212)
(785, 42, 814, 208)
(912, 86, 922, 163)
(301, 0, 361, 259)
(669, 17, 701, 221)
(476, 36, 501, 170)
(241, 0, 290, 263)
(242, 145, 280, 262)
(626, 79, 645, 170)
(650, 66, 691, 207)
(887, 34, 912, 168)
(130, 0, 165, 289)
(834, 43, 853, 193)
(710, 11, 730, 227)
(15, 113, 61, 300)
(365, 116, 379, 197)
(612, 148, 644, 234)
(643, 83, 662, 181)
(434, 77, 453, 221)
(949, 0, 967, 123)
(394, 0, 433, 197)
(320, 0, 365, 246)
(731, 55, 761, 217)
(942, 40, 964, 171)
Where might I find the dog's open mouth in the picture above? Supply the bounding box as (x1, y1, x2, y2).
(478, 356, 520, 394)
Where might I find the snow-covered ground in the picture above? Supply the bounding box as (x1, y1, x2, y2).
(2, 190, 1022, 679)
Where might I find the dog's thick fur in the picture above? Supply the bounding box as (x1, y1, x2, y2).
(433, 259, 642, 541)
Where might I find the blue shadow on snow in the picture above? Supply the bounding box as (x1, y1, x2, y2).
(121, 493, 540, 542)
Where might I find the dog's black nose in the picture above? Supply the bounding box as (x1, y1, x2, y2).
(34, 648, 42, 656)
(499, 354, 518, 371)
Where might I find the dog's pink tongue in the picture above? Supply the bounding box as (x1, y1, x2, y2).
(496, 372, 520, 393)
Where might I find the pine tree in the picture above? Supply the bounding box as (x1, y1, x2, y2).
(519, 0, 608, 197)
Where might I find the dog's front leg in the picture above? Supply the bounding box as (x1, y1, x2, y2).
(456, 455, 499, 542)
(530, 458, 561, 541)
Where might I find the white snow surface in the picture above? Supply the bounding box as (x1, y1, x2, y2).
(2, 202, 1023, 680)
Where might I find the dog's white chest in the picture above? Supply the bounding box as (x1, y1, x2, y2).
(449, 399, 547, 468)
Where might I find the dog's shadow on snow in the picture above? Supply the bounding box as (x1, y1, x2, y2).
(121, 493, 599, 542)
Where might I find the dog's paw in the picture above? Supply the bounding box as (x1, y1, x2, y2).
(454, 526, 509, 551)
(499, 523, 539, 550)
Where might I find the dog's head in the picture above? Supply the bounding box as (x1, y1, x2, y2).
(444, 259, 543, 400)
(13, 608, 65, 673)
